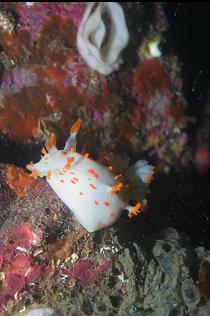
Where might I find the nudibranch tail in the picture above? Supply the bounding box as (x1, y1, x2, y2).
(123, 160, 154, 218)
(137, 160, 154, 184)
(126, 160, 154, 185)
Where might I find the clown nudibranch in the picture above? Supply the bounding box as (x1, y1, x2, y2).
(26, 119, 154, 232)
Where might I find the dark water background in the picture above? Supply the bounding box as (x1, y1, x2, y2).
(129, 3, 210, 249)
(165, 3, 210, 117)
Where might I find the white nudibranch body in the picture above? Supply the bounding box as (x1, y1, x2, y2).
(27, 119, 154, 232)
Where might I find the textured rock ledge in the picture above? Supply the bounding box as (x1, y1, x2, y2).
(0, 163, 209, 315)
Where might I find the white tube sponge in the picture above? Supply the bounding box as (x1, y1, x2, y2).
(77, 2, 129, 75)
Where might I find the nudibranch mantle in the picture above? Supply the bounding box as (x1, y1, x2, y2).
(27, 119, 154, 232)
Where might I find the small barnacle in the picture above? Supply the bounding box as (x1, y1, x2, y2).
(0, 11, 15, 34)
(138, 31, 162, 59)
(70, 253, 79, 263)
(0, 272, 5, 281)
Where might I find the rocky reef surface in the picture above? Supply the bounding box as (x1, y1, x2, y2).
(0, 163, 209, 315)
(0, 2, 189, 172)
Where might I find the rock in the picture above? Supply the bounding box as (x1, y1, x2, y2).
(0, 164, 209, 315)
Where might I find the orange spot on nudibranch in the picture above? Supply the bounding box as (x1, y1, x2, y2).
(62, 150, 67, 155)
(95, 200, 100, 206)
(73, 177, 79, 182)
(69, 147, 75, 153)
(46, 133, 56, 151)
(71, 180, 76, 184)
(88, 168, 99, 179)
(108, 166, 113, 171)
(47, 170, 52, 180)
(111, 182, 123, 193)
(79, 192, 84, 196)
(59, 172, 64, 176)
(60, 179, 64, 183)
(128, 202, 142, 218)
(89, 183, 97, 190)
(104, 201, 110, 207)
(70, 118, 82, 133)
(64, 157, 75, 170)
